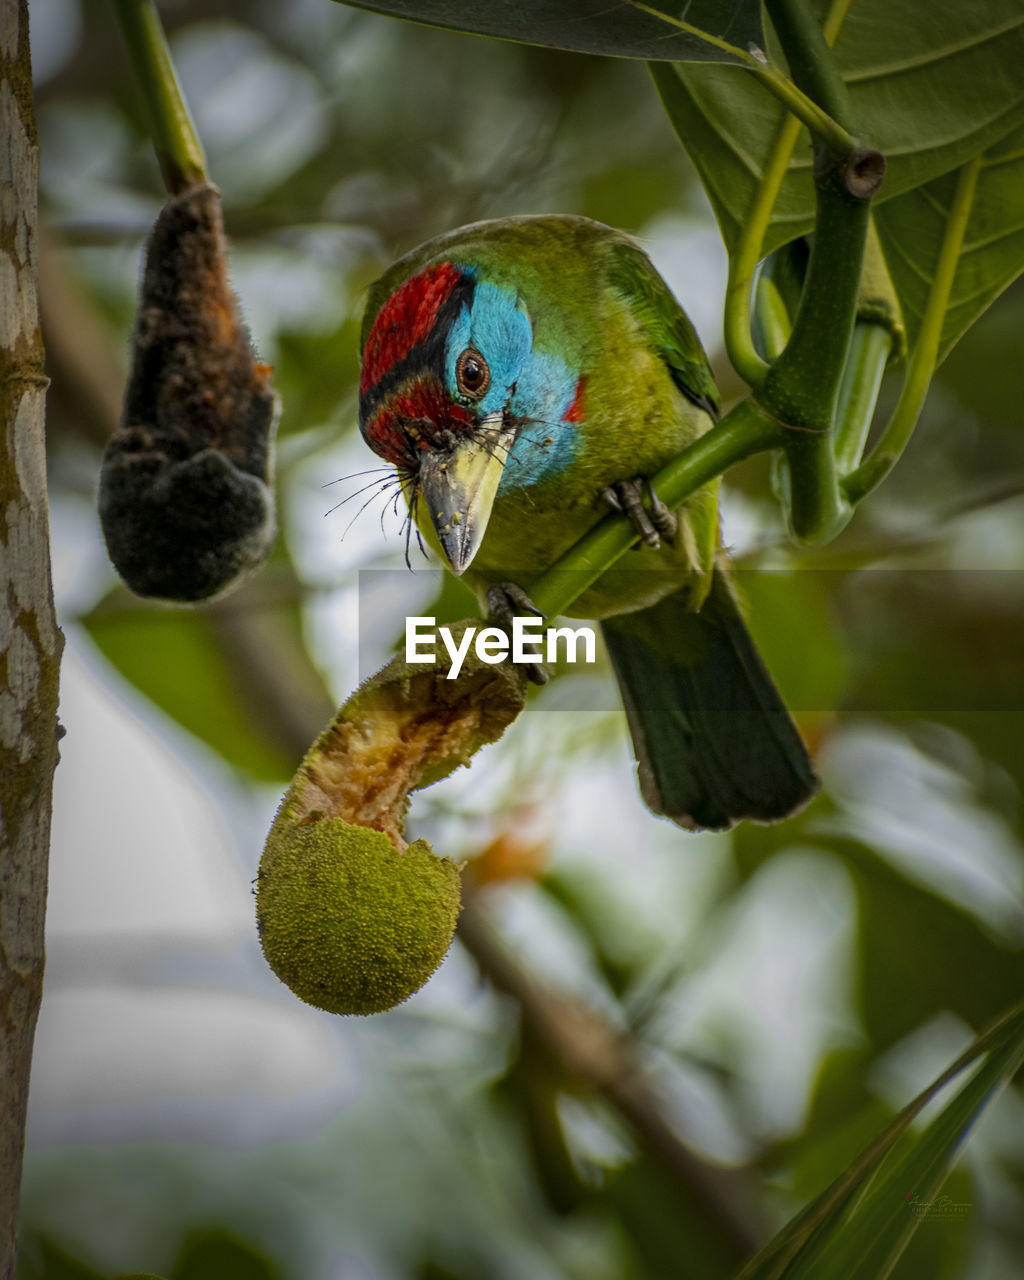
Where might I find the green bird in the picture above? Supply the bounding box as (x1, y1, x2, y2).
(358, 215, 818, 830)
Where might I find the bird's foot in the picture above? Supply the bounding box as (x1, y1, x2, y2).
(601, 477, 677, 549)
(485, 582, 549, 685)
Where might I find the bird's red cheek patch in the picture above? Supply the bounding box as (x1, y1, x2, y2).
(365, 410, 410, 468)
(361, 262, 463, 395)
(365, 379, 474, 467)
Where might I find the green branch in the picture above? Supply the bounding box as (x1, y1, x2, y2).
(112, 0, 207, 193)
(747, 61, 854, 159)
(528, 400, 783, 619)
(763, 0, 854, 137)
(761, 173, 871, 542)
(738, 0, 884, 544)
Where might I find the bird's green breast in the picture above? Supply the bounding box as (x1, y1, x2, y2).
(453, 299, 717, 618)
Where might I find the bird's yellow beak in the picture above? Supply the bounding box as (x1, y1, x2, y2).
(416, 412, 515, 575)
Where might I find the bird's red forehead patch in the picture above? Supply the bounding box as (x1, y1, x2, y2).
(361, 262, 462, 395)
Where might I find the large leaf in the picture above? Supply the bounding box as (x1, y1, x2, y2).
(784, 1009, 1024, 1280)
(737, 1003, 1024, 1280)
(335, 0, 762, 64)
(874, 123, 1024, 365)
(652, 0, 1024, 258)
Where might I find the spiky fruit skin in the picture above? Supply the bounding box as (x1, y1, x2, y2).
(257, 818, 460, 1016)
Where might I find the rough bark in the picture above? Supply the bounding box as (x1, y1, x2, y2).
(0, 2, 63, 1274)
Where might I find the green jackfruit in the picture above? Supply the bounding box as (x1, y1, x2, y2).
(257, 623, 527, 1014)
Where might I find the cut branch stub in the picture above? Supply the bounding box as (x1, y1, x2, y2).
(99, 183, 279, 601)
(256, 625, 529, 1015)
(846, 147, 886, 200)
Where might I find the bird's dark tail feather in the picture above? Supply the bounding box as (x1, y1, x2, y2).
(601, 571, 819, 831)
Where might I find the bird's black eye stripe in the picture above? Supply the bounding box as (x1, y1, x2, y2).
(359, 273, 475, 424)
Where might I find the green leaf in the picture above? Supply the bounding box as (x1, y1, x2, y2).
(334, 0, 762, 64)
(786, 1013, 1023, 1280)
(169, 1227, 280, 1280)
(874, 124, 1024, 365)
(81, 567, 332, 782)
(652, 0, 1024, 259)
(18, 1236, 108, 1280)
(735, 1003, 1024, 1280)
(884, 1167, 974, 1280)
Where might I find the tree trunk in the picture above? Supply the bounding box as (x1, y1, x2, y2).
(0, 2, 63, 1274)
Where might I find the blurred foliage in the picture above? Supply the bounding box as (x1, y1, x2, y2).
(21, 1225, 278, 1280)
(23, 1, 1024, 1279)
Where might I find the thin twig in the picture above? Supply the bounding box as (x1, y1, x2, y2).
(111, 0, 207, 193)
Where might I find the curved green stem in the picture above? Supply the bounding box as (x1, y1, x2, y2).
(843, 157, 980, 505)
(750, 0, 877, 545)
(781, 428, 852, 545)
(759, 170, 871, 542)
(528, 400, 783, 619)
(833, 322, 891, 475)
(724, 109, 801, 388)
(112, 0, 207, 193)
(723, 0, 856, 390)
(751, 272, 793, 362)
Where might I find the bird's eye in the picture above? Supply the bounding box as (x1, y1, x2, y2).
(455, 348, 491, 399)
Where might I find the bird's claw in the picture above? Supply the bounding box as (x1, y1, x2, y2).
(602, 477, 677, 548)
(485, 582, 549, 685)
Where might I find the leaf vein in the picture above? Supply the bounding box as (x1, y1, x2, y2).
(843, 14, 1024, 84)
(960, 219, 1024, 258)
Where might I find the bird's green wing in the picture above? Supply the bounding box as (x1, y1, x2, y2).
(604, 237, 720, 419)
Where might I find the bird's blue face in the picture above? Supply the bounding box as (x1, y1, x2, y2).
(360, 262, 586, 571)
(440, 278, 584, 489)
